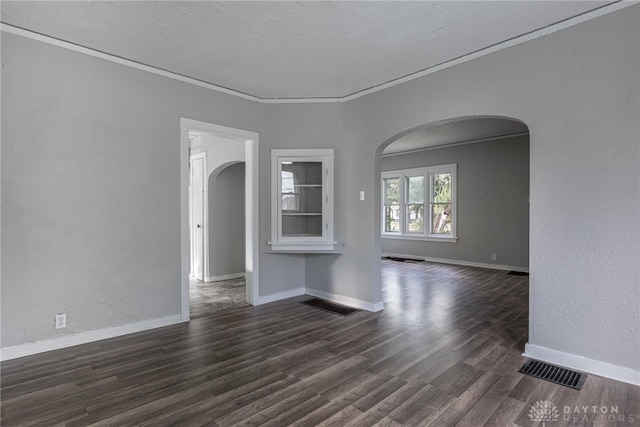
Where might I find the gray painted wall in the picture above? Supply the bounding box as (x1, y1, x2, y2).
(259, 102, 344, 297)
(208, 163, 245, 277)
(0, 33, 263, 347)
(380, 135, 530, 269)
(2, 6, 638, 377)
(311, 6, 639, 372)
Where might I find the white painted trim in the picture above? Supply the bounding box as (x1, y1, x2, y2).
(270, 149, 335, 251)
(245, 137, 260, 306)
(305, 288, 385, 313)
(180, 119, 260, 315)
(381, 252, 529, 273)
(0, 315, 184, 361)
(267, 242, 337, 251)
(381, 234, 458, 243)
(255, 288, 306, 305)
(205, 272, 245, 282)
(262, 97, 342, 104)
(2, 2, 633, 104)
(337, 2, 636, 102)
(270, 148, 334, 158)
(523, 343, 640, 387)
(381, 164, 457, 240)
(181, 119, 259, 140)
(180, 126, 191, 321)
(0, 24, 262, 103)
(190, 152, 208, 282)
(254, 287, 385, 312)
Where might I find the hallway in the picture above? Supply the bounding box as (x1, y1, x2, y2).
(189, 276, 248, 319)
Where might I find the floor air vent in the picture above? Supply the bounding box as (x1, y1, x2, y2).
(508, 271, 529, 276)
(382, 256, 422, 263)
(302, 298, 361, 316)
(519, 359, 586, 390)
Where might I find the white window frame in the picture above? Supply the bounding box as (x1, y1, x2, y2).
(269, 149, 335, 251)
(381, 164, 457, 242)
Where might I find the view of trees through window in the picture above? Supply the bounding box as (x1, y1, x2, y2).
(383, 177, 400, 232)
(431, 173, 452, 234)
(382, 164, 456, 238)
(406, 176, 424, 233)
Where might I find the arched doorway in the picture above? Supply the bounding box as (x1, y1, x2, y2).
(374, 115, 530, 320)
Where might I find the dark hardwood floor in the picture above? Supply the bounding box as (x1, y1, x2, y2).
(2, 260, 638, 426)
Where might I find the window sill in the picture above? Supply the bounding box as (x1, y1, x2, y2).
(381, 234, 458, 243)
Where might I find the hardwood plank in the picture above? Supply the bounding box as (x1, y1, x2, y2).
(482, 396, 527, 427)
(315, 405, 363, 427)
(344, 380, 428, 426)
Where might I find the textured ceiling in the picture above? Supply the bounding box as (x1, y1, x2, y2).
(1, 1, 615, 100)
(384, 118, 529, 155)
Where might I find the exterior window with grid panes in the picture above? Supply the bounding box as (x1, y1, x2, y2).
(381, 164, 456, 241)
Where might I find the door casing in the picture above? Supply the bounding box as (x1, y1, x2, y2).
(180, 118, 259, 321)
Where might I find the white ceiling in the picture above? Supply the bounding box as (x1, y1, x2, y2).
(1, 1, 616, 100)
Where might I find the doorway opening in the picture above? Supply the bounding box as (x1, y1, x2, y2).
(374, 115, 530, 325)
(180, 119, 259, 321)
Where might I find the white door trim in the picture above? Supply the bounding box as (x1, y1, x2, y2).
(180, 118, 260, 321)
(190, 152, 207, 281)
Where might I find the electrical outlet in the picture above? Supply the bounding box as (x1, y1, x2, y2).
(55, 313, 66, 329)
(491, 253, 497, 261)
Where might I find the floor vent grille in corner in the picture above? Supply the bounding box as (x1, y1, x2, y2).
(519, 359, 587, 390)
(508, 271, 529, 276)
(301, 298, 361, 316)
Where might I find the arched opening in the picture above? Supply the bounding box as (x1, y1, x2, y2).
(374, 115, 530, 338)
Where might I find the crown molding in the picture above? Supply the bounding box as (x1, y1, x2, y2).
(0, 23, 263, 103)
(1, 1, 634, 104)
(339, 1, 633, 102)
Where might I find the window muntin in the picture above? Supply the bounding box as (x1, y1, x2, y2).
(382, 164, 456, 240)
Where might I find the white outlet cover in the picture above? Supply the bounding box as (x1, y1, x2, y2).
(55, 313, 66, 329)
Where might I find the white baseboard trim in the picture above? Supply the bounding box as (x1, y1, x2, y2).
(0, 315, 185, 362)
(255, 287, 306, 305)
(523, 343, 640, 386)
(205, 272, 245, 282)
(305, 288, 385, 312)
(255, 286, 384, 312)
(382, 252, 529, 273)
